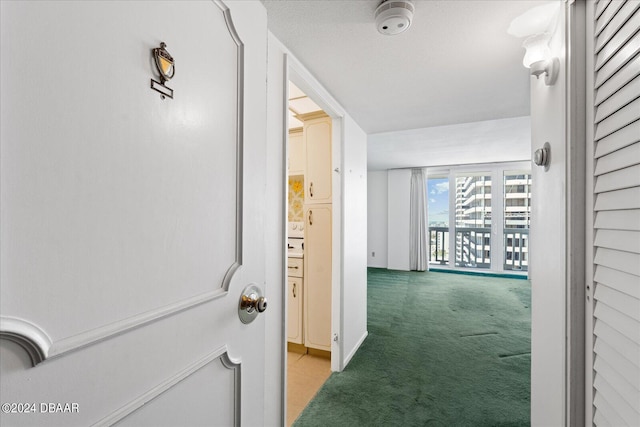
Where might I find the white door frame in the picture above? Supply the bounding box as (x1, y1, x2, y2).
(565, 1, 587, 425)
(584, 1, 596, 424)
(529, 0, 586, 425)
(283, 54, 345, 373)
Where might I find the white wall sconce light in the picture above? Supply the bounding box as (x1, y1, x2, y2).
(508, 2, 561, 86)
(522, 33, 559, 85)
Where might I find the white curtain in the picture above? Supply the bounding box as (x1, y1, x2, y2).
(410, 168, 428, 271)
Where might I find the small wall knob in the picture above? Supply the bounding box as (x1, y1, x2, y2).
(533, 142, 551, 170)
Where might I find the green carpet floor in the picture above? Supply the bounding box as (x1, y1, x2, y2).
(293, 268, 531, 427)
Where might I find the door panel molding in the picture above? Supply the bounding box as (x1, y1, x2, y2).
(92, 346, 241, 427)
(0, 0, 246, 366)
(0, 317, 52, 366)
(219, 0, 246, 287)
(0, 288, 229, 365)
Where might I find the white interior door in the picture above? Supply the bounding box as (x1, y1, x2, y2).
(0, 1, 268, 426)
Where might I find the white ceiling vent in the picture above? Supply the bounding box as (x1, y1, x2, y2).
(375, 0, 414, 36)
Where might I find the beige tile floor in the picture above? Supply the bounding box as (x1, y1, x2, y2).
(287, 352, 332, 426)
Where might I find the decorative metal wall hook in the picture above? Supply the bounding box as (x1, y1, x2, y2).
(150, 42, 175, 99)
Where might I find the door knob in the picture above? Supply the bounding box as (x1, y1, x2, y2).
(238, 284, 267, 324)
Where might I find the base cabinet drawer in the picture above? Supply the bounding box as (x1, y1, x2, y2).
(287, 257, 303, 278)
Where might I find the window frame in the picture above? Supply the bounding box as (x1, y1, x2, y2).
(426, 161, 530, 275)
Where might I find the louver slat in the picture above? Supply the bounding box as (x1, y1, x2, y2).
(594, 300, 640, 345)
(594, 391, 630, 426)
(594, 98, 640, 139)
(594, 75, 640, 123)
(594, 31, 640, 89)
(595, 283, 640, 319)
(594, 319, 640, 363)
(594, 247, 640, 276)
(595, 264, 640, 297)
(595, 336, 640, 379)
(595, 354, 640, 403)
(595, 3, 640, 56)
(596, 0, 628, 37)
(594, 54, 640, 107)
(594, 373, 640, 425)
(594, 119, 639, 157)
(594, 209, 640, 232)
(594, 229, 640, 254)
(594, 186, 640, 211)
(594, 142, 639, 175)
(594, 164, 640, 193)
(596, 0, 613, 21)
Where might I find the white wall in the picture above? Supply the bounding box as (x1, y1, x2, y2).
(367, 171, 388, 268)
(341, 117, 368, 367)
(387, 169, 412, 271)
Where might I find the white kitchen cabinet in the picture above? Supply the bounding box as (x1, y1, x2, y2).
(303, 204, 332, 351)
(287, 256, 303, 345)
(288, 129, 304, 176)
(304, 116, 332, 204)
(287, 277, 303, 344)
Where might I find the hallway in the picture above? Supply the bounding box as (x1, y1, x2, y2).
(293, 269, 531, 426)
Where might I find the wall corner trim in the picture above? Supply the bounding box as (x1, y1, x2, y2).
(0, 316, 52, 366)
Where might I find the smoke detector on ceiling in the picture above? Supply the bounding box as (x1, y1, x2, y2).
(375, 0, 414, 36)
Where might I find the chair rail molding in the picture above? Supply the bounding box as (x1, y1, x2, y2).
(0, 316, 52, 366)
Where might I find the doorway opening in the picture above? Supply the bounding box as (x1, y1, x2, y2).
(285, 80, 334, 425)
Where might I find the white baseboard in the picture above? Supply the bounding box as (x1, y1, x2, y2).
(343, 330, 368, 369)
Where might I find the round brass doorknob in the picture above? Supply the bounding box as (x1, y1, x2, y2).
(239, 284, 267, 324)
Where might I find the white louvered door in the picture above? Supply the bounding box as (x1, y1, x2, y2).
(590, 1, 640, 426)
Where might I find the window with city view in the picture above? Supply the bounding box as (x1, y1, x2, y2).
(428, 177, 449, 265)
(427, 164, 531, 274)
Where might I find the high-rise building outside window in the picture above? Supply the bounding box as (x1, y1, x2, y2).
(504, 172, 531, 271)
(455, 174, 491, 268)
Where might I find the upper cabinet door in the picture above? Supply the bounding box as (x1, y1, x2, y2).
(305, 116, 332, 204)
(288, 129, 305, 176)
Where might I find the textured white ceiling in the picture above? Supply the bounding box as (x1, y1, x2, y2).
(263, 0, 542, 134)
